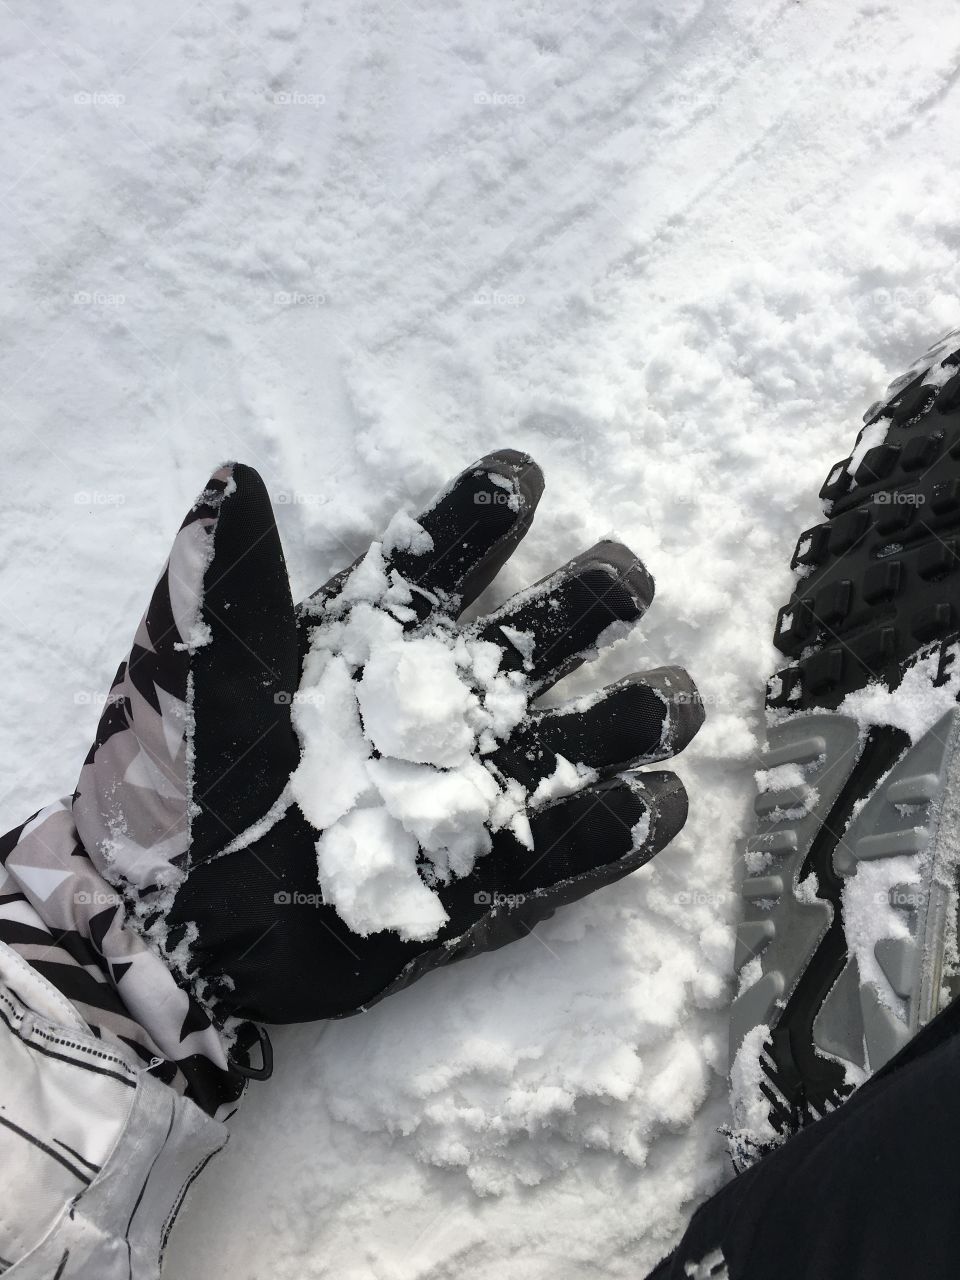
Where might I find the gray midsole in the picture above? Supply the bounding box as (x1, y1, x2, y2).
(730, 707, 960, 1078)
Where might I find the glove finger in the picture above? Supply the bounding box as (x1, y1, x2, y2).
(503, 667, 705, 784)
(171, 772, 687, 1024)
(516, 769, 688, 891)
(74, 462, 301, 884)
(433, 771, 688, 945)
(189, 464, 301, 857)
(472, 541, 654, 693)
(301, 450, 544, 624)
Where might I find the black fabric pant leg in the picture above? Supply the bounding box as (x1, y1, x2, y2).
(648, 996, 960, 1280)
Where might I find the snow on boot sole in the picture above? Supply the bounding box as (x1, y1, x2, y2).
(729, 329, 960, 1161)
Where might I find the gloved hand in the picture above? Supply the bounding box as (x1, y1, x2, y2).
(149, 451, 705, 1032)
(4, 451, 704, 1104)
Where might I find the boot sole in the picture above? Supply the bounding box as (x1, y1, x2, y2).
(730, 329, 960, 1158)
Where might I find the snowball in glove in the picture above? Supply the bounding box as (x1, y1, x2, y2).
(152, 451, 702, 1024)
(55, 451, 703, 1047)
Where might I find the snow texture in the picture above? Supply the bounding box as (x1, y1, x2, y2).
(728, 1023, 777, 1149)
(837, 649, 960, 745)
(2, 0, 960, 1275)
(294, 516, 686, 939)
(292, 539, 546, 938)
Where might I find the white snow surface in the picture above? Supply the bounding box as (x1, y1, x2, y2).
(2, 0, 960, 1275)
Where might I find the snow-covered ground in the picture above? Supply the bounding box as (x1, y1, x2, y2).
(2, 1, 960, 1275)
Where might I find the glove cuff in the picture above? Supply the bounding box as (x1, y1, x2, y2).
(0, 800, 253, 1116)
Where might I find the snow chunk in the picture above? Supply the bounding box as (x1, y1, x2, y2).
(842, 855, 917, 1004)
(847, 418, 888, 478)
(359, 634, 478, 766)
(755, 762, 805, 792)
(367, 756, 497, 879)
(838, 646, 960, 743)
(317, 807, 448, 940)
(499, 624, 536, 670)
(173, 618, 213, 652)
(337, 543, 392, 606)
(293, 529, 598, 939)
(291, 655, 372, 830)
(530, 755, 598, 809)
(316, 602, 404, 669)
(489, 470, 520, 511)
(630, 808, 651, 850)
(729, 1024, 777, 1147)
(382, 510, 434, 556)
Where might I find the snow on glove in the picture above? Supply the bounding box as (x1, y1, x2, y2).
(147, 450, 705, 1030)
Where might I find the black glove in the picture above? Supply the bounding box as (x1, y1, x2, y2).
(115, 450, 702, 1027)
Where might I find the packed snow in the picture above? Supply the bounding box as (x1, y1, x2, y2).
(290, 531, 547, 939)
(836, 648, 960, 745)
(3, 0, 960, 1275)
